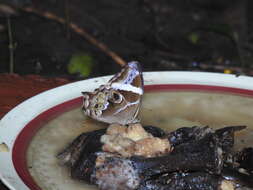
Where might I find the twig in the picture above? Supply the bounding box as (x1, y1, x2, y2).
(7, 16, 14, 73)
(22, 7, 127, 66)
(64, 0, 71, 39)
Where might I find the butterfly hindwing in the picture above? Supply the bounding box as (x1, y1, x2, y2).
(82, 61, 143, 125)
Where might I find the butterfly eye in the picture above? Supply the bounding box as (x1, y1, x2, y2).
(110, 91, 123, 103)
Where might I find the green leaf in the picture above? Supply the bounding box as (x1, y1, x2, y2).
(68, 53, 93, 77)
(188, 32, 199, 44)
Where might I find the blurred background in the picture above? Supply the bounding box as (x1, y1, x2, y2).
(0, 0, 252, 79)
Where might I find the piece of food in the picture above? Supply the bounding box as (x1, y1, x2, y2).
(57, 125, 253, 190)
(57, 125, 168, 182)
(167, 125, 246, 148)
(234, 147, 253, 174)
(139, 172, 234, 190)
(101, 123, 171, 157)
(57, 129, 104, 167)
(92, 132, 223, 190)
(221, 167, 253, 189)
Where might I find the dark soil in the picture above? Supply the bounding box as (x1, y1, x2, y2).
(0, 0, 253, 78)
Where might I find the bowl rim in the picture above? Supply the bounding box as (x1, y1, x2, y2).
(1, 71, 253, 190)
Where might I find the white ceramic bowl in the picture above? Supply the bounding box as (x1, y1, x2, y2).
(1, 71, 253, 190)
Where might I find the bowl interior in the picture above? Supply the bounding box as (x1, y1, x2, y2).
(21, 86, 253, 190)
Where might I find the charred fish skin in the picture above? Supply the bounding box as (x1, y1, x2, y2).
(215, 126, 246, 154)
(57, 133, 89, 167)
(71, 152, 98, 182)
(167, 125, 246, 164)
(57, 125, 252, 190)
(70, 126, 166, 182)
(223, 147, 253, 189)
(139, 172, 222, 190)
(57, 125, 167, 183)
(167, 125, 246, 148)
(221, 167, 253, 189)
(58, 125, 241, 168)
(143, 125, 166, 138)
(68, 130, 104, 182)
(167, 126, 213, 146)
(91, 133, 224, 190)
(57, 126, 165, 166)
(138, 168, 253, 190)
(235, 147, 253, 174)
(132, 133, 223, 178)
(57, 129, 105, 167)
(57, 129, 105, 182)
(60, 126, 223, 185)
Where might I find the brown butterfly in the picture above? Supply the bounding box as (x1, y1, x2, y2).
(82, 61, 143, 125)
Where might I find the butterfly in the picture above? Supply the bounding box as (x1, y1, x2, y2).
(82, 61, 143, 125)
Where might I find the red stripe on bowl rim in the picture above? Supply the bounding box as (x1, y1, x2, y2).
(12, 84, 253, 190)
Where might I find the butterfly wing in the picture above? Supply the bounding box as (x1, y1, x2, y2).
(82, 61, 143, 125)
